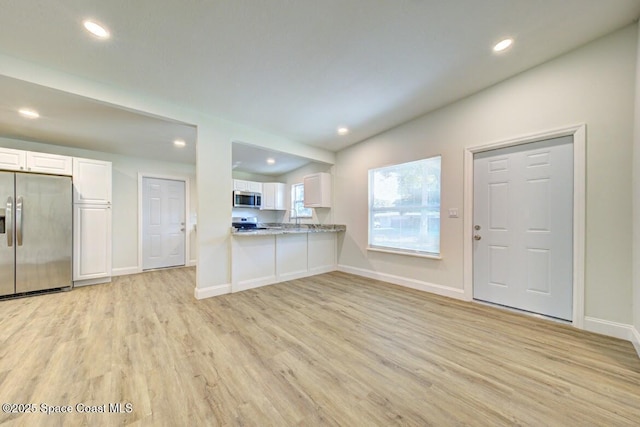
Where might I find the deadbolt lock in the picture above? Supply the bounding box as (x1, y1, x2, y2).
(474, 225, 481, 230)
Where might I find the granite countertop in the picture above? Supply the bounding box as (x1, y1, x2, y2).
(231, 223, 346, 236)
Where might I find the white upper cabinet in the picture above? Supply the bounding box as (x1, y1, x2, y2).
(233, 179, 263, 193)
(73, 157, 112, 204)
(247, 180, 262, 193)
(0, 147, 26, 171)
(0, 147, 72, 175)
(261, 182, 286, 210)
(26, 151, 73, 175)
(304, 173, 332, 208)
(273, 183, 286, 210)
(233, 179, 248, 191)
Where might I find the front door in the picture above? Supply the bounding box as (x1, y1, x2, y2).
(142, 177, 186, 270)
(473, 136, 573, 320)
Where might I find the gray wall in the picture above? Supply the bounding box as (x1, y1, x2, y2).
(334, 24, 637, 325)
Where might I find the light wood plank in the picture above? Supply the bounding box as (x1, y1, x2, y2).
(0, 268, 639, 426)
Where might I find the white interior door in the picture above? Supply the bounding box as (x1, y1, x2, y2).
(473, 136, 573, 320)
(142, 177, 186, 270)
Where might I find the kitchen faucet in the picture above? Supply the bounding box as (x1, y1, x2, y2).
(291, 209, 300, 226)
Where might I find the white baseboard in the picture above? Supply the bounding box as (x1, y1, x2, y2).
(309, 265, 338, 275)
(194, 283, 231, 299)
(233, 275, 278, 293)
(631, 326, 640, 357)
(111, 266, 140, 277)
(277, 270, 311, 283)
(74, 276, 112, 287)
(113, 262, 197, 277)
(337, 264, 465, 301)
(583, 316, 636, 341)
(188, 259, 197, 267)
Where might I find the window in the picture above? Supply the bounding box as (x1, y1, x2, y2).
(369, 156, 441, 255)
(291, 183, 313, 218)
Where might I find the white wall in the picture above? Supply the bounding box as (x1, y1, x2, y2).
(633, 24, 640, 350)
(0, 137, 197, 273)
(335, 24, 638, 325)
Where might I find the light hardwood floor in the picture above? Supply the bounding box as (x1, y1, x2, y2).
(1, 268, 639, 426)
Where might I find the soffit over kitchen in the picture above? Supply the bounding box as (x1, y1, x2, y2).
(0, 75, 196, 164)
(232, 142, 331, 177)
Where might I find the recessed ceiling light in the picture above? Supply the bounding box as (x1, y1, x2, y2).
(337, 127, 349, 135)
(173, 139, 186, 147)
(493, 38, 513, 52)
(18, 108, 40, 119)
(266, 158, 276, 165)
(83, 20, 110, 39)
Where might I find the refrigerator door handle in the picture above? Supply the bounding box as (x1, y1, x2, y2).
(16, 196, 23, 246)
(6, 196, 12, 247)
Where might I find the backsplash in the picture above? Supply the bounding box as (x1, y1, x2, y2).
(231, 208, 283, 223)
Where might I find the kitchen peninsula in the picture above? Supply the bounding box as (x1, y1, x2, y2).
(231, 223, 345, 292)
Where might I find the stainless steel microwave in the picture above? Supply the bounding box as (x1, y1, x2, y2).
(233, 190, 261, 208)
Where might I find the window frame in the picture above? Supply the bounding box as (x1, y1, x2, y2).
(290, 183, 313, 218)
(367, 156, 442, 258)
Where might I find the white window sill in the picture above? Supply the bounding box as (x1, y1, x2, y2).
(367, 247, 442, 260)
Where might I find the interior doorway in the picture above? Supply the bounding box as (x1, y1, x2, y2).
(140, 175, 187, 270)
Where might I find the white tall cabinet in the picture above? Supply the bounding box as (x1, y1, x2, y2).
(73, 157, 112, 284)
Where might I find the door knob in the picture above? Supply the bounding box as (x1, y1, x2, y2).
(474, 234, 482, 241)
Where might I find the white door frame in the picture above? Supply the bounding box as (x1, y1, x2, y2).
(463, 124, 586, 328)
(138, 172, 191, 273)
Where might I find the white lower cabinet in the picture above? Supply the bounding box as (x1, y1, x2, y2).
(231, 232, 338, 292)
(74, 204, 112, 283)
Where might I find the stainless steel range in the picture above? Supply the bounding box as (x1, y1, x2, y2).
(232, 217, 266, 231)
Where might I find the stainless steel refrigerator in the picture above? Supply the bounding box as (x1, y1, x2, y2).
(0, 171, 72, 296)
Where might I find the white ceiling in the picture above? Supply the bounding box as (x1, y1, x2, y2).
(232, 142, 316, 176)
(0, 0, 639, 159)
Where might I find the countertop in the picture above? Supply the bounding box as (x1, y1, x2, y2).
(231, 223, 346, 236)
